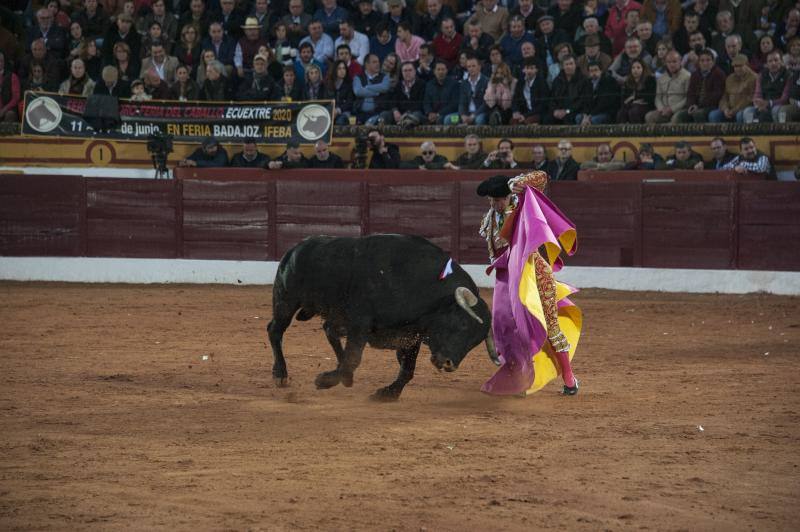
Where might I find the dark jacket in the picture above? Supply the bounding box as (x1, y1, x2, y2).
(274, 151, 308, 169)
(168, 80, 201, 101)
(512, 74, 550, 116)
(399, 154, 449, 170)
(200, 77, 229, 101)
(580, 73, 620, 116)
(93, 80, 131, 98)
(201, 36, 237, 67)
(546, 157, 580, 180)
(453, 151, 488, 170)
(331, 78, 355, 114)
(458, 32, 495, 62)
(230, 151, 270, 168)
(368, 143, 401, 169)
(236, 72, 278, 101)
(549, 70, 588, 114)
(458, 74, 489, 116)
(621, 75, 656, 109)
(278, 81, 303, 101)
(666, 151, 704, 170)
(102, 27, 141, 64)
(187, 146, 229, 167)
(388, 79, 426, 114)
(704, 151, 737, 170)
(308, 153, 345, 168)
(422, 76, 459, 116)
(686, 66, 726, 109)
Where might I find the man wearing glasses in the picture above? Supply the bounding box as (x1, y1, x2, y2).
(400, 141, 449, 169)
(28, 8, 67, 58)
(546, 139, 579, 180)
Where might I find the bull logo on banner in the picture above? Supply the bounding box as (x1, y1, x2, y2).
(25, 96, 63, 133)
(295, 104, 331, 141)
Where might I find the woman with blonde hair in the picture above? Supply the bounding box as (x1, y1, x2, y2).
(483, 63, 517, 125)
(59, 57, 96, 96)
(301, 64, 329, 100)
(195, 48, 217, 85)
(175, 23, 202, 75)
(381, 52, 400, 89)
(110, 41, 139, 83)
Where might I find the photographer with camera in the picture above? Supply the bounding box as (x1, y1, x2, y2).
(482, 138, 519, 170)
(366, 128, 401, 169)
(178, 136, 229, 168)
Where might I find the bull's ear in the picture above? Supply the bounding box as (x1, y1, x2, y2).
(455, 287, 483, 324)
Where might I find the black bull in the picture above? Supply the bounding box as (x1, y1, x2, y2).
(267, 234, 499, 401)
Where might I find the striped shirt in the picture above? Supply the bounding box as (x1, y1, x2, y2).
(723, 152, 772, 175)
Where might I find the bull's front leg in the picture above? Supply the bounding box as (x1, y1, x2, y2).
(371, 341, 421, 402)
(314, 334, 366, 390)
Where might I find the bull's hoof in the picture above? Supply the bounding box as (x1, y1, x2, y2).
(314, 370, 342, 389)
(273, 377, 290, 388)
(340, 372, 354, 388)
(370, 386, 401, 402)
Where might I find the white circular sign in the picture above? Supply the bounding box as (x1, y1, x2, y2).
(295, 104, 331, 141)
(25, 96, 63, 133)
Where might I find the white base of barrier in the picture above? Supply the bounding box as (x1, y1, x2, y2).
(1, 257, 798, 295)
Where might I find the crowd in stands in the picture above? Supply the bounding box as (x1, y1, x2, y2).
(2, 0, 800, 125)
(179, 132, 777, 178)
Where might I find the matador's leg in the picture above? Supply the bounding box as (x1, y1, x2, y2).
(533, 252, 578, 393)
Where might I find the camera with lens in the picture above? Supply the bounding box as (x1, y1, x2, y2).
(146, 130, 174, 179)
(351, 129, 370, 169)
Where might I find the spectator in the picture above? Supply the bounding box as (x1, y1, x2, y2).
(784, 37, 800, 74)
(704, 137, 737, 170)
(575, 16, 613, 57)
(416, 44, 434, 82)
(635, 21, 658, 57)
(645, 50, 690, 124)
(617, 58, 656, 123)
(484, 62, 517, 125)
(313, 0, 349, 38)
(710, 10, 736, 59)
(130, 78, 150, 101)
(609, 36, 652, 85)
(0, 51, 20, 122)
(308, 139, 344, 168)
(468, 0, 510, 42)
(380, 61, 425, 126)
(168, 63, 200, 100)
(431, 17, 462, 70)
(179, 0, 212, 39)
(778, 10, 800, 52)
(74, 0, 110, 43)
(499, 16, 536, 69)
(485, 44, 508, 79)
(524, 144, 550, 172)
(394, 22, 424, 63)
(381, 53, 400, 88)
(230, 138, 270, 168)
(547, 139, 580, 180)
(277, 65, 303, 100)
(665, 140, 704, 169)
(136, 0, 176, 45)
(577, 34, 612, 77)
(268, 139, 308, 169)
(743, 50, 791, 123)
(675, 48, 726, 123)
(140, 21, 173, 60)
(511, 0, 545, 33)
(641, 0, 681, 40)
(400, 141, 450, 169)
(422, 61, 458, 124)
(750, 34, 778, 74)
(69, 21, 85, 61)
(140, 41, 179, 85)
(691, 0, 718, 33)
(199, 59, 229, 100)
(417, 0, 452, 42)
(248, 0, 275, 38)
(682, 30, 716, 74)
(716, 34, 743, 75)
(482, 138, 519, 170)
(650, 37, 672, 77)
(143, 67, 170, 99)
(611, 7, 640, 57)
(300, 20, 335, 65)
(548, 0, 583, 38)
(179, 136, 229, 168)
(369, 22, 396, 64)
(195, 49, 218, 85)
(447, 134, 487, 170)
(29, 7, 68, 58)
(277, 0, 311, 46)
(59, 57, 95, 95)
(82, 39, 103, 81)
(353, 0, 382, 37)
(383, 0, 414, 38)
(353, 53, 392, 124)
(511, 57, 549, 124)
(366, 128, 401, 169)
(460, 19, 494, 63)
(604, 0, 643, 51)
(709, 54, 757, 123)
(302, 64, 329, 99)
(335, 19, 369, 65)
(327, 59, 355, 124)
(547, 54, 586, 125)
(22, 63, 48, 93)
(626, 142, 665, 170)
(294, 42, 325, 83)
(336, 45, 363, 81)
(577, 60, 620, 125)
(175, 24, 203, 76)
(779, 70, 800, 122)
(102, 12, 139, 64)
(237, 52, 278, 100)
(455, 54, 489, 125)
(535, 15, 569, 66)
(722, 137, 775, 179)
(19, 38, 65, 91)
(93, 64, 130, 97)
(202, 22, 236, 74)
(213, 0, 247, 41)
(580, 143, 626, 171)
(234, 17, 268, 78)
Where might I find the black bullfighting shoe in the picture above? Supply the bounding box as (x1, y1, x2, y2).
(561, 378, 580, 396)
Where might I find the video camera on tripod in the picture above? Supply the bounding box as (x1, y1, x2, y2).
(146, 130, 174, 179)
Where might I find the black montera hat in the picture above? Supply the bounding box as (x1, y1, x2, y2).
(476, 175, 512, 198)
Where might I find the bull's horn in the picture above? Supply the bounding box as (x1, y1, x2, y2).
(455, 287, 483, 324)
(485, 328, 501, 366)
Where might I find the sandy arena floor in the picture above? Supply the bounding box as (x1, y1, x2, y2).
(0, 282, 798, 531)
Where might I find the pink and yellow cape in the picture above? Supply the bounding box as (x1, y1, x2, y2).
(481, 186, 582, 396)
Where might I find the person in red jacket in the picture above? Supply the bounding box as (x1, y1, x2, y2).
(675, 48, 726, 122)
(605, 0, 643, 47)
(0, 51, 21, 122)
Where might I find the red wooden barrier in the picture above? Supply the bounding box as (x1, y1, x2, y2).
(1, 171, 798, 271)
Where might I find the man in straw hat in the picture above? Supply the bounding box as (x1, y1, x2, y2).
(234, 16, 268, 78)
(477, 172, 582, 397)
